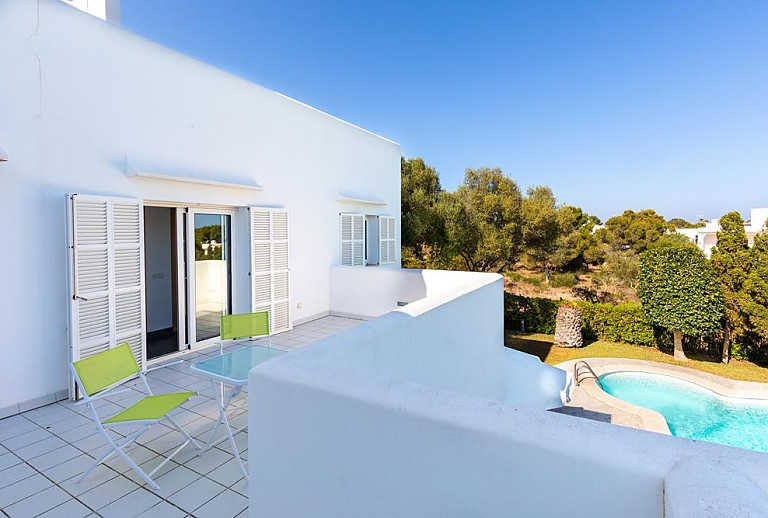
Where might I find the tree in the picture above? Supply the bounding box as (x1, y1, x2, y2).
(602, 250, 640, 289)
(442, 167, 523, 272)
(647, 232, 699, 250)
(744, 231, 768, 350)
(638, 247, 724, 361)
(521, 186, 560, 276)
(401, 157, 442, 261)
(600, 209, 671, 253)
(668, 217, 704, 229)
(710, 212, 752, 363)
(552, 207, 604, 269)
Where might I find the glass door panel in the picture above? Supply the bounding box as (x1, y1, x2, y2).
(191, 212, 232, 346)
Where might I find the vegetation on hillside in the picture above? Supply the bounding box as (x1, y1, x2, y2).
(401, 156, 768, 365)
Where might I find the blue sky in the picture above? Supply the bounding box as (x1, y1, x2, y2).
(122, 1, 767, 221)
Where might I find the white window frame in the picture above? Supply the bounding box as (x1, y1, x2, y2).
(340, 213, 397, 267)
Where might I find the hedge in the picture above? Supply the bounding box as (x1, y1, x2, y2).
(504, 293, 728, 353)
(505, 293, 655, 346)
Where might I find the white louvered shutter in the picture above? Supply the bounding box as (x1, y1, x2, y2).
(340, 213, 364, 266)
(250, 208, 291, 334)
(67, 195, 146, 396)
(379, 216, 396, 264)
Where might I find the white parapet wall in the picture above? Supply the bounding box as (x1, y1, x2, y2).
(249, 267, 768, 516)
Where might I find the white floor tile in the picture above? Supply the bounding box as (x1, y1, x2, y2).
(135, 500, 187, 518)
(60, 464, 120, 497)
(78, 474, 139, 510)
(206, 457, 245, 488)
(193, 489, 248, 518)
(28, 444, 82, 472)
(0, 473, 53, 507)
(166, 476, 225, 513)
(36, 498, 92, 518)
(43, 454, 98, 484)
(4, 485, 71, 518)
(98, 487, 162, 518)
(0, 462, 35, 490)
(0, 452, 22, 472)
(15, 435, 67, 461)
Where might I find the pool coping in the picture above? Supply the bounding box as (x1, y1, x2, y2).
(555, 358, 768, 436)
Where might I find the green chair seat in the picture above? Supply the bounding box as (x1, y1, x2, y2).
(104, 392, 195, 424)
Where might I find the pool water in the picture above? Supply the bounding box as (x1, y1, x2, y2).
(600, 371, 768, 453)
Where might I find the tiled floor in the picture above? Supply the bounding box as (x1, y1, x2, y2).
(0, 316, 362, 518)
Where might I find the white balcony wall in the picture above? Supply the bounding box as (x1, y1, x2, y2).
(250, 268, 768, 517)
(0, 0, 400, 412)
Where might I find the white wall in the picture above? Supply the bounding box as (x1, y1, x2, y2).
(328, 269, 506, 400)
(249, 269, 768, 517)
(329, 266, 426, 317)
(0, 0, 400, 411)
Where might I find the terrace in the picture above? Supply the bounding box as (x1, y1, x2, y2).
(2, 266, 768, 517)
(0, 316, 361, 517)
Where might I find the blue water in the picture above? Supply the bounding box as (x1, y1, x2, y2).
(600, 371, 768, 453)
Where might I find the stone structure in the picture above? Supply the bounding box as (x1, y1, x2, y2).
(554, 305, 583, 348)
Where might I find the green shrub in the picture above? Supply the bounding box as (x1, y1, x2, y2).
(549, 273, 578, 288)
(504, 294, 656, 346)
(504, 293, 559, 333)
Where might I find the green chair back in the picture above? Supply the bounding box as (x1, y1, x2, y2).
(221, 312, 270, 341)
(73, 343, 139, 396)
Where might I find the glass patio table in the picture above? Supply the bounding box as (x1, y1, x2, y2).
(190, 345, 285, 478)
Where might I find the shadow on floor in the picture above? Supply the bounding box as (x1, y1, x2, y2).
(549, 406, 612, 424)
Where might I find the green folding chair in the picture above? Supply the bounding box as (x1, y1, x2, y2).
(71, 344, 201, 490)
(199, 311, 272, 451)
(219, 311, 272, 355)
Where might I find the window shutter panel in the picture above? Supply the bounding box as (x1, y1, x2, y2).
(340, 213, 365, 266)
(379, 216, 396, 264)
(250, 208, 291, 334)
(68, 195, 146, 397)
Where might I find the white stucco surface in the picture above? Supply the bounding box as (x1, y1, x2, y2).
(0, 0, 400, 411)
(249, 268, 768, 517)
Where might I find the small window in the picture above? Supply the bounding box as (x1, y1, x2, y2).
(340, 213, 396, 266)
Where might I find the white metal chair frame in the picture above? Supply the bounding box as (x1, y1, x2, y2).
(70, 366, 201, 490)
(197, 312, 273, 472)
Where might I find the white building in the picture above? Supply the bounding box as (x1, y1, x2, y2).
(677, 207, 768, 257)
(0, 0, 403, 413)
(2, 2, 768, 517)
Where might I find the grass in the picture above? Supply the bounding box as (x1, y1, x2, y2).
(506, 332, 768, 384)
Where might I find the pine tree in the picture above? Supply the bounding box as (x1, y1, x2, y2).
(710, 212, 751, 363)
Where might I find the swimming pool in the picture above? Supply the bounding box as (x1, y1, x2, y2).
(600, 371, 768, 453)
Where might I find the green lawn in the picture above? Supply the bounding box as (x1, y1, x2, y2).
(506, 332, 768, 384)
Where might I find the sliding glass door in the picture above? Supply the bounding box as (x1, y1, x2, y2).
(187, 210, 233, 349)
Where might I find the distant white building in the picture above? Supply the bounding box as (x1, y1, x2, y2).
(677, 207, 768, 257)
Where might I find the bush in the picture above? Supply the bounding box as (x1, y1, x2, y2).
(549, 273, 578, 288)
(504, 293, 655, 346)
(504, 294, 559, 333)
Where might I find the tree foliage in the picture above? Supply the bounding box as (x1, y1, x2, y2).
(710, 212, 751, 361)
(401, 157, 442, 261)
(745, 232, 768, 346)
(444, 167, 524, 272)
(668, 217, 704, 229)
(600, 209, 671, 253)
(638, 247, 723, 336)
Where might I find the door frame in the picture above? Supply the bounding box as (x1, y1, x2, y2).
(187, 207, 238, 351)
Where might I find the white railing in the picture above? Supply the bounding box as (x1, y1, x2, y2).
(247, 267, 768, 517)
